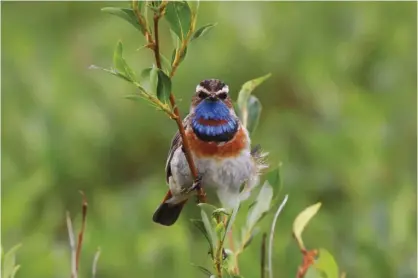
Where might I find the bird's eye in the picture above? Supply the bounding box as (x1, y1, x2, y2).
(217, 92, 227, 100)
(198, 91, 209, 99)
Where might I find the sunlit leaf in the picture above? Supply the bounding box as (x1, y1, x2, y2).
(101, 7, 145, 34)
(246, 95, 262, 133)
(293, 203, 322, 250)
(164, 1, 191, 40)
(190, 23, 217, 42)
(2, 244, 22, 278)
(246, 181, 273, 230)
(313, 248, 339, 278)
(156, 69, 171, 102)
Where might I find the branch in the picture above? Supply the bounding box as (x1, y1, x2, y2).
(76, 191, 88, 271)
(150, 1, 206, 203)
(268, 194, 289, 278)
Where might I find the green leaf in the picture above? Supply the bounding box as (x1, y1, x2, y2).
(89, 65, 132, 83)
(246, 181, 274, 230)
(156, 69, 171, 102)
(266, 165, 281, 190)
(246, 95, 262, 134)
(223, 198, 240, 243)
(292, 203, 322, 250)
(190, 219, 213, 257)
(160, 54, 172, 74)
(236, 73, 271, 128)
(2, 244, 22, 278)
(191, 263, 213, 276)
(112, 41, 136, 82)
(164, 1, 192, 40)
(150, 66, 159, 94)
(243, 227, 260, 250)
(305, 267, 321, 278)
(140, 67, 152, 79)
(198, 203, 218, 258)
(313, 248, 339, 278)
(101, 7, 145, 34)
(191, 23, 217, 41)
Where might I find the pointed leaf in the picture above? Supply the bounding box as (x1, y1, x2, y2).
(266, 166, 281, 189)
(2, 244, 22, 278)
(237, 73, 271, 128)
(246, 181, 273, 230)
(223, 197, 240, 243)
(293, 203, 322, 250)
(141, 67, 152, 79)
(156, 69, 171, 102)
(101, 7, 145, 34)
(191, 219, 213, 256)
(237, 73, 271, 111)
(246, 95, 262, 133)
(112, 41, 136, 82)
(198, 203, 218, 258)
(191, 23, 217, 41)
(243, 227, 260, 250)
(164, 1, 192, 40)
(313, 248, 339, 278)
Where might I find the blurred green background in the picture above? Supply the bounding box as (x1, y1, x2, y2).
(2, 1, 417, 278)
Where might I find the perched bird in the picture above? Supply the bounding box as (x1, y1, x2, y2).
(153, 79, 268, 226)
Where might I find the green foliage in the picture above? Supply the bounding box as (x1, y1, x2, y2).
(1, 244, 22, 278)
(191, 23, 217, 42)
(165, 1, 192, 40)
(2, 1, 416, 278)
(101, 7, 145, 34)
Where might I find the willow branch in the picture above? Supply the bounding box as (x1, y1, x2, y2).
(132, 0, 154, 48)
(151, 2, 206, 203)
(76, 191, 88, 272)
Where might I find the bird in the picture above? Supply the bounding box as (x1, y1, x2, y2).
(152, 79, 268, 226)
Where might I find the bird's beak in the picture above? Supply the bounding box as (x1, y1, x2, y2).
(206, 94, 218, 102)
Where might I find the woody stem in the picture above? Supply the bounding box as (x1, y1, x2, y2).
(151, 3, 206, 203)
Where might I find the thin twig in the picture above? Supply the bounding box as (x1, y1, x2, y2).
(153, 13, 162, 69)
(268, 194, 289, 278)
(76, 191, 88, 272)
(92, 247, 101, 278)
(261, 233, 267, 278)
(66, 211, 77, 278)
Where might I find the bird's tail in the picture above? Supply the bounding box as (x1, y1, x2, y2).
(152, 190, 188, 226)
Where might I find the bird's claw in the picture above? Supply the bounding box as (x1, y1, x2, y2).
(181, 175, 203, 195)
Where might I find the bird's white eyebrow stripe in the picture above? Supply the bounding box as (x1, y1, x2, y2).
(195, 85, 211, 94)
(215, 86, 229, 94)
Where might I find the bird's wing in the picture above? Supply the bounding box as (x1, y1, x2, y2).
(165, 114, 191, 183)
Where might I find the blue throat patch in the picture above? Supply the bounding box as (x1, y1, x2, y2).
(192, 100, 238, 142)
